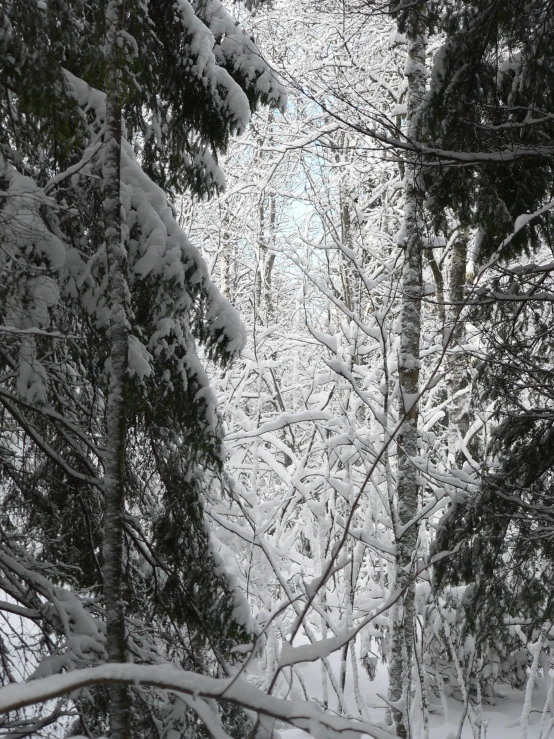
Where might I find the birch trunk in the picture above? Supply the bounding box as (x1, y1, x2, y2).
(388, 6, 427, 738)
(446, 231, 469, 465)
(102, 2, 132, 737)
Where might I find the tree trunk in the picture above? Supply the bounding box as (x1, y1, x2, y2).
(220, 231, 232, 300)
(255, 198, 263, 322)
(428, 252, 445, 330)
(446, 230, 469, 465)
(388, 5, 427, 738)
(102, 2, 132, 738)
(263, 192, 277, 326)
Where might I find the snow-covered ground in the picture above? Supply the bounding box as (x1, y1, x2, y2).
(276, 636, 550, 739)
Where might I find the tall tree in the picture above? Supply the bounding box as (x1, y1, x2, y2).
(102, 2, 132, 736)
(0, 0, 286, 736)
(425, 0, 554, 708)
(387, 3, 427, 735)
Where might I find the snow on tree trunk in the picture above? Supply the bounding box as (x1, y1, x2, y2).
(220, 231, 232, 300)
(263, 192, 277, 327)
(446, 229, 469, 465)
(102, 2, 132, 738)
(388, 5, 427, 738)
(521, 630, 545, 739)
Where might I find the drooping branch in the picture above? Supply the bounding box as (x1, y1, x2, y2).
(0, 663, 396, 739)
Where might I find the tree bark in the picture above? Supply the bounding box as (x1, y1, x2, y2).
(102, 2, 132, 737)
(263, 192, 277, 326)
(428, 252, 445, 330)
(446, 230, 469, 465)
(220, 231, 232, 300)
(388, 5, 427, 738)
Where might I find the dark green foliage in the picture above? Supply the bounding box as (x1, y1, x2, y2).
(391, 0, 437, 35)
(434, 265, 554, 645)
(422, 0, 554, 260)
(433, 429, 554, 647)
(0, 0, 87, 175)
(0, 0, 282, 735)
(1, 0, 284, 194)
(428, 3, 554, 651)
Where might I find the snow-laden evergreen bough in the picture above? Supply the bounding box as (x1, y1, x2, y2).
(0, 1, 295, 737)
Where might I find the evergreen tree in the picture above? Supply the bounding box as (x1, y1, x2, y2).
(426, 0, 554, 676)
(0, 1, 285, 736)
(434, 262, 554, 649)
(422, 0, 554, 259)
